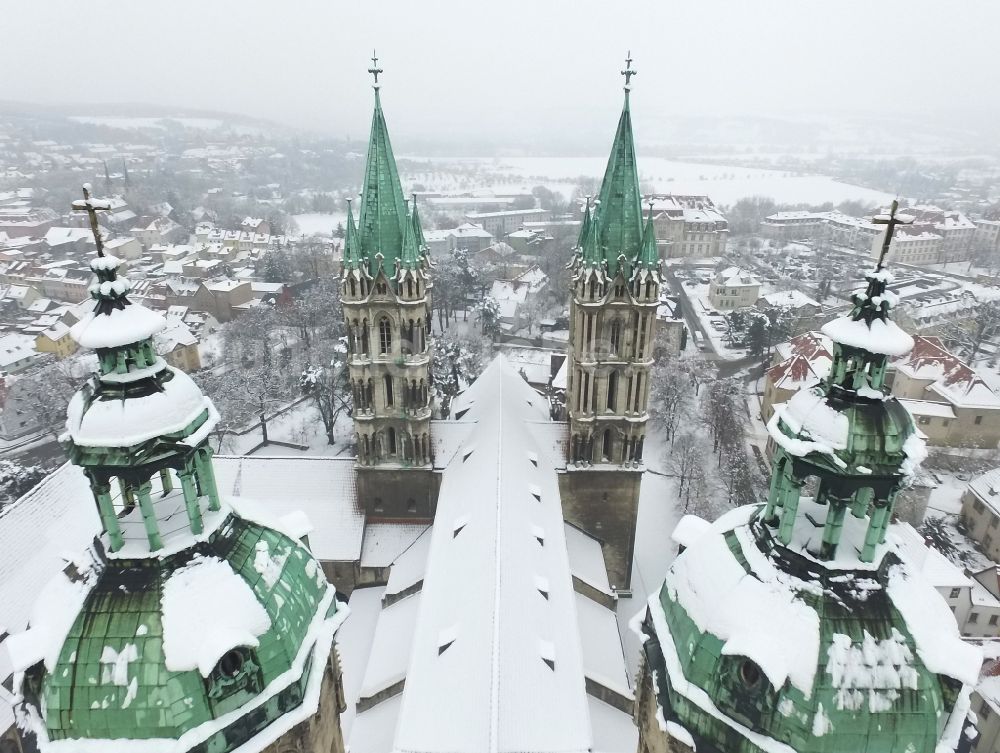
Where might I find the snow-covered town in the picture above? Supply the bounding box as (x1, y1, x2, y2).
(1, 3, 1000, 753)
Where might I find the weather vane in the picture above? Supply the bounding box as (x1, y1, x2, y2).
(621, 51, 637, 91)
(368, 50, 383, 89)
(72, 183, 110, 257)
(871, 198, 912, 271)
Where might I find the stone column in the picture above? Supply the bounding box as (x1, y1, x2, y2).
(179, 469, 204, 535)
(93, 480, 123, 552)
(136, 481, 163, 551)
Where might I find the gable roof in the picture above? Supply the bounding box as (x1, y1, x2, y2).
(900, 336, 1000, 409)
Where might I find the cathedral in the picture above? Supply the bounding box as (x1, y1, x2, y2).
(0, 57, 982, 753)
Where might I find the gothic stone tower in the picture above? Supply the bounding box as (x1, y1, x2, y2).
(9, 188, 348, 753)
(561, 58, 661, 590)
(635, 207, 981, 753)
(342, 65, 437, 520)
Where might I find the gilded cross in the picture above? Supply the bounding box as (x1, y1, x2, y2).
(621, 51, 637, 90)
(72, 183, 109, 257)
(368, 51, 383, 88)
(871, 199, 912, 271)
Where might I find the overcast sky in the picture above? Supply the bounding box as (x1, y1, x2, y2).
(3, 0, 997, 147)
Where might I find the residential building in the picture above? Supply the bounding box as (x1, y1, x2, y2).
(0, 206, 58, 238)
(154, 317, 201, 372)
(975, 219, 1000, 256)
(103, 236, 143, 260)
(870, 224, 944, 266)
(34, 321, 77, 358)
(648, 194, 728, 259)
(961, 469, 1000, 562)
(129, 215, 184, 249)
(191, 279, 254, 322)
(756, 289, 823, 334)
(892, 336, 1000, 448)
(240, 216, 270, 235)
(707, 266, 760, 310)
(464, 207, 551, 236)
(448, 222, 493, 253)
(0, 333, 39, 374)
(975, 663, 1000, 753)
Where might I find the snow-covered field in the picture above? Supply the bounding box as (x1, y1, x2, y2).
(68, 115, 266, 136)
(291, 212, 347, 237)
(402, 155, 895, 206)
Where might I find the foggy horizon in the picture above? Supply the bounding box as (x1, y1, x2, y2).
(3, 0, 999, 151)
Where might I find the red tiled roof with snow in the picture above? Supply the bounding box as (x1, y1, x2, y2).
(775, 331, 833, 363)
(767, 353, 828, 391)
(899, 336, 1000, 409)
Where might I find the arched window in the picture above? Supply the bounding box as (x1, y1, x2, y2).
(607, 370, 618, 411)
(388, 427, 397, 455)
(384, 374, 394, 407)
(407, 278, 414, 297)
(349, 278, 357, 296)
(601, 430, 612, 461)
(609, 319, 622, 355)
(378, 318, 392, 354)
(360, 319, 369, 355)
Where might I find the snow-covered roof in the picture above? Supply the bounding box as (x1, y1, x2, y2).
(360, 522, 430, 569)
(211, 456, 364, 561)
(563, 522, 612, 596)
(373, 356, 598, 753)
(967, 468, 1000, 516)
(758, 289, 820, 310)
(898, 398, 957, 420)
(713, 266, 759, 288)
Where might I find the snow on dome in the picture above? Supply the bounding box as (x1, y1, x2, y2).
(66, 366, 216, 448)
(780, 389, 849, 452)
(6, 551, 100, 673)
(89, 254, 123, 273)
(664, 506, 821, 696)
(821, 315, 914, 358)
(885, 564, 980, 686)
(161, 555, 272, 677)
(70, 302, 166, 350)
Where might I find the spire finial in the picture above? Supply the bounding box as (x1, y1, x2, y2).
(871, 198, 911, 271)
(72, 183, 106, 257)
(621, 50, 637, 91)
(368, 50, 384, 89)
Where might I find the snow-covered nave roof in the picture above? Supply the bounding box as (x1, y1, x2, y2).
(348, 356, 634, 753)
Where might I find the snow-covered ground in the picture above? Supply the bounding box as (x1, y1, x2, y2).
(291, 212, 347, 237)
(682, 281, 748, 361)
(67, 115, 267, 136)
(215, 400, 353, 457)
(401, 155, 895, 206)
(618, 471, 681, 680)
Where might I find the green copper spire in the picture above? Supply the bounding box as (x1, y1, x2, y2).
(411, 193, 426, 249)
(580, 198, 602, 267)
(400, 199, 421, 270)
(343, 197, 361, 270)
(583, 54, 644, 272)
(358, 74, 409, 278)
(637, 200, 658, 268)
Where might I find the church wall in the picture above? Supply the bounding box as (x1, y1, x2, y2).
(635, 661, 693, 753)
(558, 468, 641, 589)
(356, 466, 439, 519)
(261, 652, 346, 753)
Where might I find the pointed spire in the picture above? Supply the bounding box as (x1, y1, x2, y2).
(410, 193, 426, 249)
(343, 198, 360, 269)
(581, 199, 602, 267)
(400, 199, 420, 269)
(358, 65, 409, 278)
(592, 55, 644, 272)
(637, 200, 658, 267)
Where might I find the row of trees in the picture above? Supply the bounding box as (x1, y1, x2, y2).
(648, 334, 764, 518)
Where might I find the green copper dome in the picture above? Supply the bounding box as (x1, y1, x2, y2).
(639, 506, 979, 753)
(17, 511, 339, 752)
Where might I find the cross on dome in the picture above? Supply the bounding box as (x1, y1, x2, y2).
(621, 50, 637, 90)
(368, 50, 384, 88)
(72, 183, 110, 257)
(871, 198, 913, 271)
